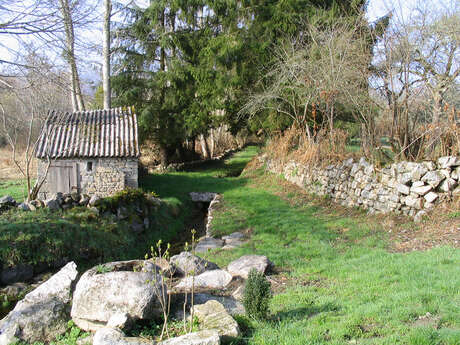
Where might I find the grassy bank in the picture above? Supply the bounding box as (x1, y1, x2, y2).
(150, 147, 460, 345)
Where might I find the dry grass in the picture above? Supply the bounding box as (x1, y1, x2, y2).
(266, 126, 356, 167)
(0, 147, 37, 180)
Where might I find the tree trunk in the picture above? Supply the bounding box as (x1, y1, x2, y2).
(159, 145, 169, 167)
(209, 128, 214, 158)
(59, 0, 85, 111)
(200, 134, 210, 159)
(102, 0, 111, 109)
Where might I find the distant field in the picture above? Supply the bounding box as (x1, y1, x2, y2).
(0, 179, 30, 202)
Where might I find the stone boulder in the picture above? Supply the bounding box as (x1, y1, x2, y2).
(45, 197, 61, 211)
(189, 192, 217, 202)
(174, 270, 232, 292)
(93, 328, 153, 345)
(71, 260, 165, 332)
(193, 294, 245, 316)
(222, 232, 246, 249)
(227, 255, 272, 279)
(158, 330, 220, 345)
(0, 262, 78, 344)
(421, 171, 445, 188)
(170, 252, 219, 276)
(0, 195, 16, 206)
(195, 238, 224, 253)
(191, 300, 240, 341)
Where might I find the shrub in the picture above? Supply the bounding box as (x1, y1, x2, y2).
(243, 268, 272, 320)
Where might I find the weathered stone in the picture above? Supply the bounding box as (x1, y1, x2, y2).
(414, 210, 428, 223)
(424, 192, 439, 204)
(453, 186, 460, 196)
(192, 294, 245, 316)
(397, 184, 410, 195)
(17, 202, 30, 211)
(174, 270, 233, 291)
(404, 195, 423, 210)
(410, 184, 432, 196)
(0, 195, 16, 206)
(158, 330, 220, 345)
(222, 232, 245, 241)
(412, 181, 425, 188)
(93, 328, 152, 345)
(192, 300, 240, 341)
(439, 178, 457, 192)
(71, 260, 165, 332)
(45, 198, 61, 211)
(437, 156, 460, 169)
(0, 262, 78, 344)
(398, 173, 412, 185)
(231, 286, 244, 301)
(452, 167, 460, 180)
(170, 252, 219, 276)
(195, 237, 224, 253)
(0, 264, 34, 285)
(89, 195, 102, 207)
(227, 255, 272, 279)
(410, 165, 428, 181)
(421, 171, 445, 188)
(106, 313, 131, 330)
(189, 192, 217, 202)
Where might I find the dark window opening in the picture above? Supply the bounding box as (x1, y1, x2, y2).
(87, 161, 93, 172)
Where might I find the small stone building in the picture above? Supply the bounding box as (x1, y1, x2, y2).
(35, 108, 139, 199)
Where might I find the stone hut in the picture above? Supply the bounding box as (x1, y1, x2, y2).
(35, 108, 139, 199)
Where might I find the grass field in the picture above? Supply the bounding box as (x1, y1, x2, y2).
(147, 146, 460, 345)
(0, 179, 31, 202)
(2, 146, 459, 345)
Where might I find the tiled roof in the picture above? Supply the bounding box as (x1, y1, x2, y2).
(35, 107, 139, 158)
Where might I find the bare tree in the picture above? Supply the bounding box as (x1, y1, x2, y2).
(240, 19, 372, 142)
(102, 0, 112, 109)
(372, 1, 459, 160)
(0, 53, 72, 200)
(58, 0, 86, 111)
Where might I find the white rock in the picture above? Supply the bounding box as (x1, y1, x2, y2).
(404, 196, 423, 210)
(421, 171, 445, 188)
(0, 262, 78, 344)
(71, 260, 165, 332)
(158, 330, 220, 345)
(191, 300, 240, 339)
(424, 192, 439, 204)
(227, 255, 272, 279)
(174, 270, 233, 291)
(410, 184, 432, 196)
(437, 156, 460, 169)
(439, 178, 458, 192)
(93, 328, 152, 345)
(170, 252, 219, 276)
(106, 313, 130, 330)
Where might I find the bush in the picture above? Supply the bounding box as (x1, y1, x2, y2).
(243, 268, 272, 320)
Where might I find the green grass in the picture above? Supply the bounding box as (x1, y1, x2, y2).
(0, 193, 181, 271)
(146, 146, 460, 345)
(0, 179, 31, 202)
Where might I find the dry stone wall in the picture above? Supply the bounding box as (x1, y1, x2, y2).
(265, 155, 460, 220)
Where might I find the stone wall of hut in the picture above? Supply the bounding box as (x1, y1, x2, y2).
(37, 158, 138, 199)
